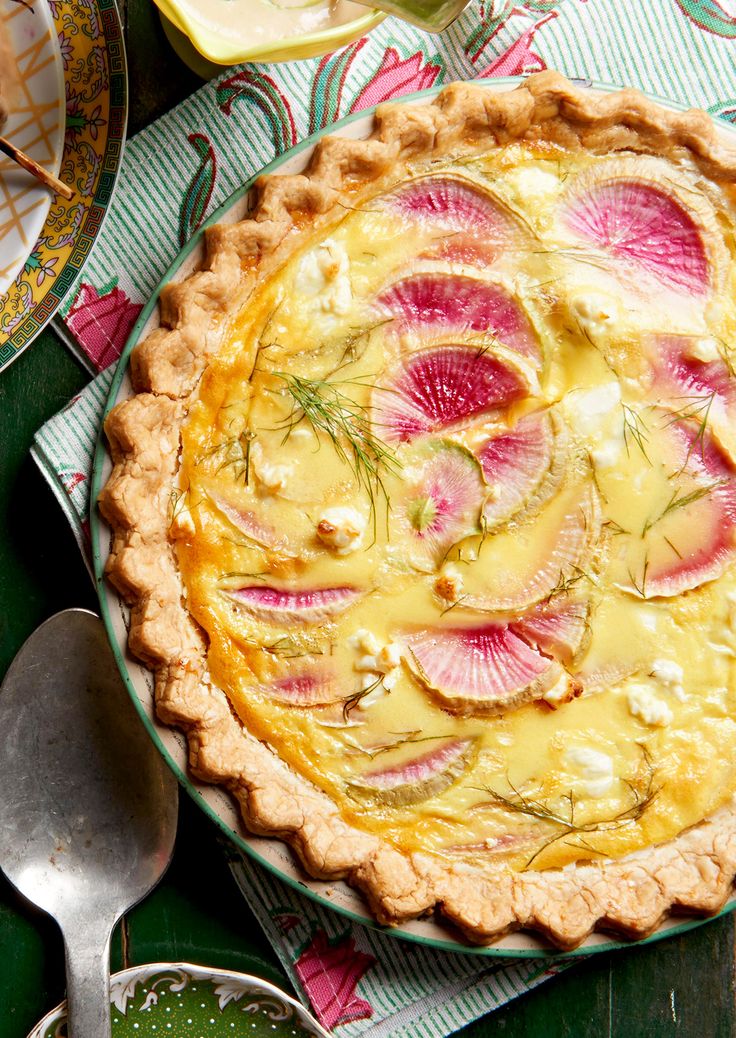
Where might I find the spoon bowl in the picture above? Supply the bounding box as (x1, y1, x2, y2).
(0, 609, 178, 1037)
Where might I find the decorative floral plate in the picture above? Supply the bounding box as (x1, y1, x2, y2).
(0, 0, 64, 297)
(0, 0, 126, 373)
(26, 962, 330, 1038)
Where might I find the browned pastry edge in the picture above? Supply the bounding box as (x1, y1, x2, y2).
(99, 72, 736, 950)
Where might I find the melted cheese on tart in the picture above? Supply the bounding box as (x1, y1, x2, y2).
(174, 143, 736, 873)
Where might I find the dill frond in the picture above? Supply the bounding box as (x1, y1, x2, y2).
(622, 404, 651, 463)
(199, 427, 256, 485)
(602, 518, 629, 536)
(544, 565, 595, 602)
(343, 731, 453, 760)
(661, 390, 716, 471)
(342, 676, 386, 721)
(642, 479, 726, 537)
(478, 755, 659, 869)
(272, 371, 400, 532)
(627, 555, 650, 598)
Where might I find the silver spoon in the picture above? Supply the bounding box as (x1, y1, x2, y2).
(0, 609, 178, 1037)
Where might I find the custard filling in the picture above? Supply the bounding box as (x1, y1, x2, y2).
(173, 143, 736, 872)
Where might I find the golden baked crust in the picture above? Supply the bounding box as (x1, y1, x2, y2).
(99, 72, 736, 950)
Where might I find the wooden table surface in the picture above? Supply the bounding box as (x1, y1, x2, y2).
(1, 3, 734, 1035)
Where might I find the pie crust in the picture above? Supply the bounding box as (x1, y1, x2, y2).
(99, 72, 736, 950)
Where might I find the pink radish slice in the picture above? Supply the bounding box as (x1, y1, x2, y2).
(561, 180, 709, 294)
(404, 625, 563, 714)
(376, 273, 540, 362)
(210, 494, 287, 551)
(510, 598, 590, 666)
(426, 234, 503, 267)
(574, 661, 635, 694)
(648, 335, 736, 426)
(446, 831, 539, 856)
(268, 670, 340, 707)
(349, 737, 475, 805)
(386, 176, 514, 233)
(224, 585, 361, 623)
(464, 483, 601, 613)
(479, 411, 564, 527)
(375, 345, 532, 444)
(639, 419, 736, 597)
(399, 443, 484, 565)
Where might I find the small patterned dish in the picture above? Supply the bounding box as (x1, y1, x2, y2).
(26, 962, 330, 1038)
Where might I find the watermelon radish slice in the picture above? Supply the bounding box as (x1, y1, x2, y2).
(462, 483, 601, 613)
(427, 234, 506, 267)
(396, 442, 485, 566)
(385, 175, 514, 232)
(632, 417, 736, 598)
(574, 661, 635, 694)
(404, 625, 564, 714)
(647, 334, 736, 441)
(267, 669, 340, 707)
(510, 598, 591, 666)
(209, 493, 289, 552)
(384, 175, 524, 265)
(479, 410, 565, 528)
(560, 166, 709, 295)
(374, 344, 535, 444)
(376, 272, 540, 362)
(348, 737, 475, 805)
(224, 585, 362, 623)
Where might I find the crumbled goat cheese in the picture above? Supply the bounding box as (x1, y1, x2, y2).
(571, 291, 620, 338)
(542, 673, 580, 707)
(627, 683, 673, 727)
(435, 564, 464, 602)
(508, 165, 561, 204)
(250, 443, 291, 495)
(563, 745, 614, 798)
(316, 506, 366, 555)
(563, 380, 624, 470)
(686, 336, 720, 363)
(650, 659, 686, 701)
(353, 636, 402, 696)
(295, 238, 352, 315)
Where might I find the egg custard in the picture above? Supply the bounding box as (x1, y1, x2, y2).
(102, 73, 736, 949)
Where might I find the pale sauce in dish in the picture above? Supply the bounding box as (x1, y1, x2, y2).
(173, 0, 369, 44)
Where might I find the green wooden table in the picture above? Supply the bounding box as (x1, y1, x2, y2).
(1, 4, 735, 1035)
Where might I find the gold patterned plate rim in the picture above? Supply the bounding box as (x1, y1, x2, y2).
(0, 0, 127, 374)
(0, 1, 65, 297)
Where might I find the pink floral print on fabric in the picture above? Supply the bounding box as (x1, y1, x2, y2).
(66, 282, 142, 372)
(295, 928, 376, 1029)
(477, 10, 557, 77)
(350, 48, 442, 111)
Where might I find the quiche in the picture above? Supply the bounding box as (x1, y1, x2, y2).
(100, 72, 736, 950)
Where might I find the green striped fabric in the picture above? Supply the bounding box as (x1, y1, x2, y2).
(32, 0, 736, 1031)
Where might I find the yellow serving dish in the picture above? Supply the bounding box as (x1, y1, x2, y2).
(154, 0, 385, 75)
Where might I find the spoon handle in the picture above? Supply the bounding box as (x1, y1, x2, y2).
(63, 921, 113, 1038)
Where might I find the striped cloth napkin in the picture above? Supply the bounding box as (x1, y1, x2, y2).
(31, 0, 736, 1032)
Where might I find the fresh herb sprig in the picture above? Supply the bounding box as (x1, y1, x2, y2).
(342, 676, 386, 721)
(641, 479, 726, 538)
(478, 754, 659, 868)
(622, 404, 651, 463)
(661, 391, 716, 472)
(272, 372, 400, 531)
